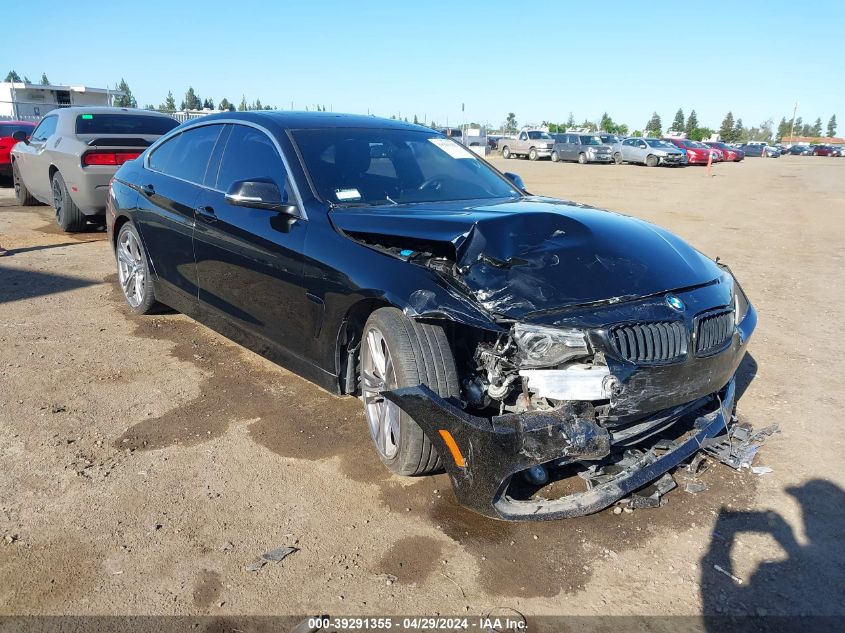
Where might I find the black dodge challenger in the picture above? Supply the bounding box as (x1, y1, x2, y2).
(107, 112, 756, 521)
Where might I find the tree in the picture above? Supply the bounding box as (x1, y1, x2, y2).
(631, 130, 643, 137)
(254, 98, 263, 110)
(565, 112, 576, 130)
(671, 108, 685, 133)
(827, 114, 837, 137)
(600, 112, 614, 132)
(644, 112, 662, 137)
(113, 78, 137, 108)
(733, 118, 744, 143)
(413, 114, 419, 125)
(685, 109, 699, 136)
(776, 117, 790, 142)
(202, 97, 214, 110)
(143, 104, 156, 110)
(4, 70, 21, 82)
(719, 112, 736, 141)
(616, 123, 629, 136)
(181, 86, 201, 111)
(505, 112, 518, 133)
(811, 117, 823, 137)
(218, 97, 231, 111)
(689, 127, 713, 142)
(238, 95, 248, 111)
(40, 73, 50, 85)
(579, 119, 596, 131)
(159, 91, 176, 112)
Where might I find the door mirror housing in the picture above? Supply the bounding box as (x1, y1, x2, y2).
(503, 172, 526, 190)
(12, 130, 29, 144)
(224, 179, 297, 214)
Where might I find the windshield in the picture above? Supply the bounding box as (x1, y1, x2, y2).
(527, 131, 552, 140)
(75, 114, 179, 135)
(646, 139, 675, 149)
(579, 135, 602, 145)
(292, 128, 521, 206)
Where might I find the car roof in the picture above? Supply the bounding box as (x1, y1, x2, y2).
(49, 106, 175, 119)
(187, 110, 427, 132)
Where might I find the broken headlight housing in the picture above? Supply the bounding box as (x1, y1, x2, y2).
(512, 323, 589, 368)
(734, 283, 750, 324)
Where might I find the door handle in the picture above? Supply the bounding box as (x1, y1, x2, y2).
(141, 183, 155, 196)
(195, 205, 216, 222)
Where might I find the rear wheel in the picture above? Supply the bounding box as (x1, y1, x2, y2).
(116, 222, 159, 315)
(502, 146, 511, 159)
(613, 152, 623, 165)
(645, 154, 659, 168)
(578, 152, 588, 165)
(550, 151, 559, 163)
(528, 147, 538, 161)
(52, 172, 87, 232)
(12, 162, 40, 206)
(360, 307, 459, 476)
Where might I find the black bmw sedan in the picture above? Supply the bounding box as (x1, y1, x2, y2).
(107, 112, 756, 521)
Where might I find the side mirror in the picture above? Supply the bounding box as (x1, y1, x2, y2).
(12, 130, 29, 144)
(503, 172, 526, 190)
(225, 179, 297, 214)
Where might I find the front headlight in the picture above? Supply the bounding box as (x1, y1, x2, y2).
(734, 284, 750, 324)
(512, 323, 589, 367)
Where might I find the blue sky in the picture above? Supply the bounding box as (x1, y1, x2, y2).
(2, 0, 842, 132)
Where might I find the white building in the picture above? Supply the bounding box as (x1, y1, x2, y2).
(0, 82, 120, 120)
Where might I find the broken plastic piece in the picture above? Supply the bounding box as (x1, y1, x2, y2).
(684, 481, 709, 494)
(750, 465, 773, 475)
(245, 546, 298, 572)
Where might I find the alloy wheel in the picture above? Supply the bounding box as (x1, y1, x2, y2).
(117, 229, 146, 308)
(51, 178, 63, 223)
(361, 327, 400, 460)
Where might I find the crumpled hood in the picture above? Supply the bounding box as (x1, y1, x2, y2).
(330, 197, 722, 319)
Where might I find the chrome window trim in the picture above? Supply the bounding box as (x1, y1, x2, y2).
(144, 118, 307, 220)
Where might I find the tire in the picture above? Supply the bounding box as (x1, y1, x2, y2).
(51, 172, 87, 232)
(360, 307, 459, 476)
(613, 152, 623, 165)
(502, 146, 511, 159)
(12, 161, 40, 206)
(528, 147, 538, 161)
(578, 152, 588, 165)
(645, 154, 659, 168)
(115, 222, 159, 315)
(550, 151, 559, 163)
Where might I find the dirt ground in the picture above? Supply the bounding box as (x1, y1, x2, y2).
(1, 156, 843, 624)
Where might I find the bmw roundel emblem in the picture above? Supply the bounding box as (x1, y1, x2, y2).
(666, 295, 685, 312)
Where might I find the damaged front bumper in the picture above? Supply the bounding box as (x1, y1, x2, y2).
(384, 379, 737, 521)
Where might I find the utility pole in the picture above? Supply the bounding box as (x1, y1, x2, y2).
(789, 101, 799, 143)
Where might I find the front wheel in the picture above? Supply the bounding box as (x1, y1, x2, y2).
(550, 151, 559, 163)
(360, 308, 459, 476)
(578, 153, 588, 165)
(528, 147, 538, 161)
(645, 154, 659, 168)
(613, 152, 623, 165)
(12, 162, 40, 206)
(502, 146, 511, 159)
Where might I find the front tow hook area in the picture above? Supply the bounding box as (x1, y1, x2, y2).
(383, 380, 736, 521)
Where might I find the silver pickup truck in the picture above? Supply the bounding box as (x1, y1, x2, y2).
(500, 130, 555, 161)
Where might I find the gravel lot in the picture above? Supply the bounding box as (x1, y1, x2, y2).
(1, 156, 843, 621)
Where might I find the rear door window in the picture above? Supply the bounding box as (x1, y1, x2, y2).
(148, 124, 223, 185)
(75, 114, 178, 135)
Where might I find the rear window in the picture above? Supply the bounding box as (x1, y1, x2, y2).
(75, 113, 178, 135)
(0, 123, 35, 137)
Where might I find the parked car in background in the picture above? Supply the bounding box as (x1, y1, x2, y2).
(704, 141, 744, 162)
(613, 137, 685, 167)
(831, 146, 845, 157)
(598, 133, 621, 146)
(500, 129, 555, 160)
(812, 145, 835, 156)
(551, 133, 613, 164)
(438, 127, 464, 145)
(738, 144, 781, 158)
(666, 138, 719, 165)
(783, 145, 812, 156)
(107, 111, 756, 521)
(0, 121, 36, 178)
(11, 107, 178, 231)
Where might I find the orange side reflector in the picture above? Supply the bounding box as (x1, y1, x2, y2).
(438, 429, 466, 468)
